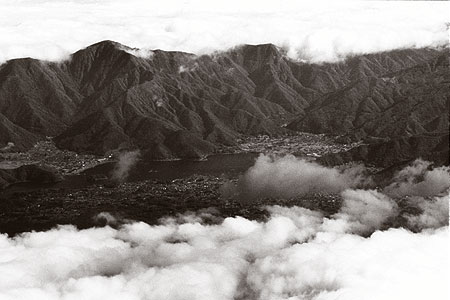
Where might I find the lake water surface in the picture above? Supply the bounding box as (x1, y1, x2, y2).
(3, 153, 259, 194)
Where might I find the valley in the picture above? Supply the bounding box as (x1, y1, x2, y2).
(0, 42, 448, 164)
(0, 41, 448, 236)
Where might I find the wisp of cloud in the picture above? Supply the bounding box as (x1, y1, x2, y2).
(111, 150, 141, 183)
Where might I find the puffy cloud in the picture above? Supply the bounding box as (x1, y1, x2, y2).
(245, 227, 448, 300)
(406, 193, 450, 230)
(232, 154, 371, 200)
(0, 205, 447, 300)
(1, 154, 448, 299)
(384, 159, 450, 198)
(0, 0, 448, 63)
(231, 157, 448, 234)
(331, 189, 398, 234)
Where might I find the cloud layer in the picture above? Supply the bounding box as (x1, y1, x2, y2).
(0, 0, 448, 63)
(0, 158, 448, 300)
(0, 199, 447, 300)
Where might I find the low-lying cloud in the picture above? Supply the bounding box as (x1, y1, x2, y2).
(111, 150, 141, 183)
(333, 189, 398, 234)
(229, 154, 371, 200)
(384, 159, 450, 198)
(406, 194, 450, 230)
(0, 196, 447, 300)
(0, 157, 448, 299)
(0, 0, 448, 63)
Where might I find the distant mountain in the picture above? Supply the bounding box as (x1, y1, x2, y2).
(0, 41, 448, 162)
(319, 133, 449, 168)
(287, 51, 449, 140)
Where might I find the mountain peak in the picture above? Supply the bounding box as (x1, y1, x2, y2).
(240, 43, 281, 58)
(86, 40, 126, 50)
(0, 42, 447, 167)
(71, 40, 134, 60)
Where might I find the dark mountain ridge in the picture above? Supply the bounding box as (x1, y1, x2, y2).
(0, 164, 62, 189)
(0, 41, 448, 163)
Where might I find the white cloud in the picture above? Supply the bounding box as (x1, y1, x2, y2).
(384, 159, 450, 198)
(118, 45, 154, 59)
(0, 206, 447, 300)
(0, 158, 449, 299)
(406, 193, 450, 230)
(232, 154, 371, 200)
(245, 227, 448, 300)
(111, 150, 141, 183)
(332, 189, 398, 234)
(0, 0, 448, 63)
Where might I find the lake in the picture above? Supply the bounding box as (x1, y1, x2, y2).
(2, 153, 259, 195)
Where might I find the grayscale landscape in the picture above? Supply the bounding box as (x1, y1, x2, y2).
(0, 1, 448, 300)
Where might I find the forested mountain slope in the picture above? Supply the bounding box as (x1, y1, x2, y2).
(0, 41, 447, 161)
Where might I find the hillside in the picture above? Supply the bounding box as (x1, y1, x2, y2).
(0, 164, 62, 189)
(319, 133, 449, 168)
(287, 51, 449, 140)
(0, 41, 448, 162)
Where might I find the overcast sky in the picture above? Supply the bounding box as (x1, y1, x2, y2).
(0, 0, 449, 63)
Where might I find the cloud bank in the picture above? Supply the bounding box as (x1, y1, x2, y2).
(0, 158, 449, 300)
(0, 196, 447, 300)
(229, 154, 371, 200)
(0, 0, 448, 63)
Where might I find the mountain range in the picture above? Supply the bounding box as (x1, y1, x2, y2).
(0, 41, 448, 163)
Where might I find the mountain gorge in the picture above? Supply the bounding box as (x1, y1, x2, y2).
(0, 41, 448, 163)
